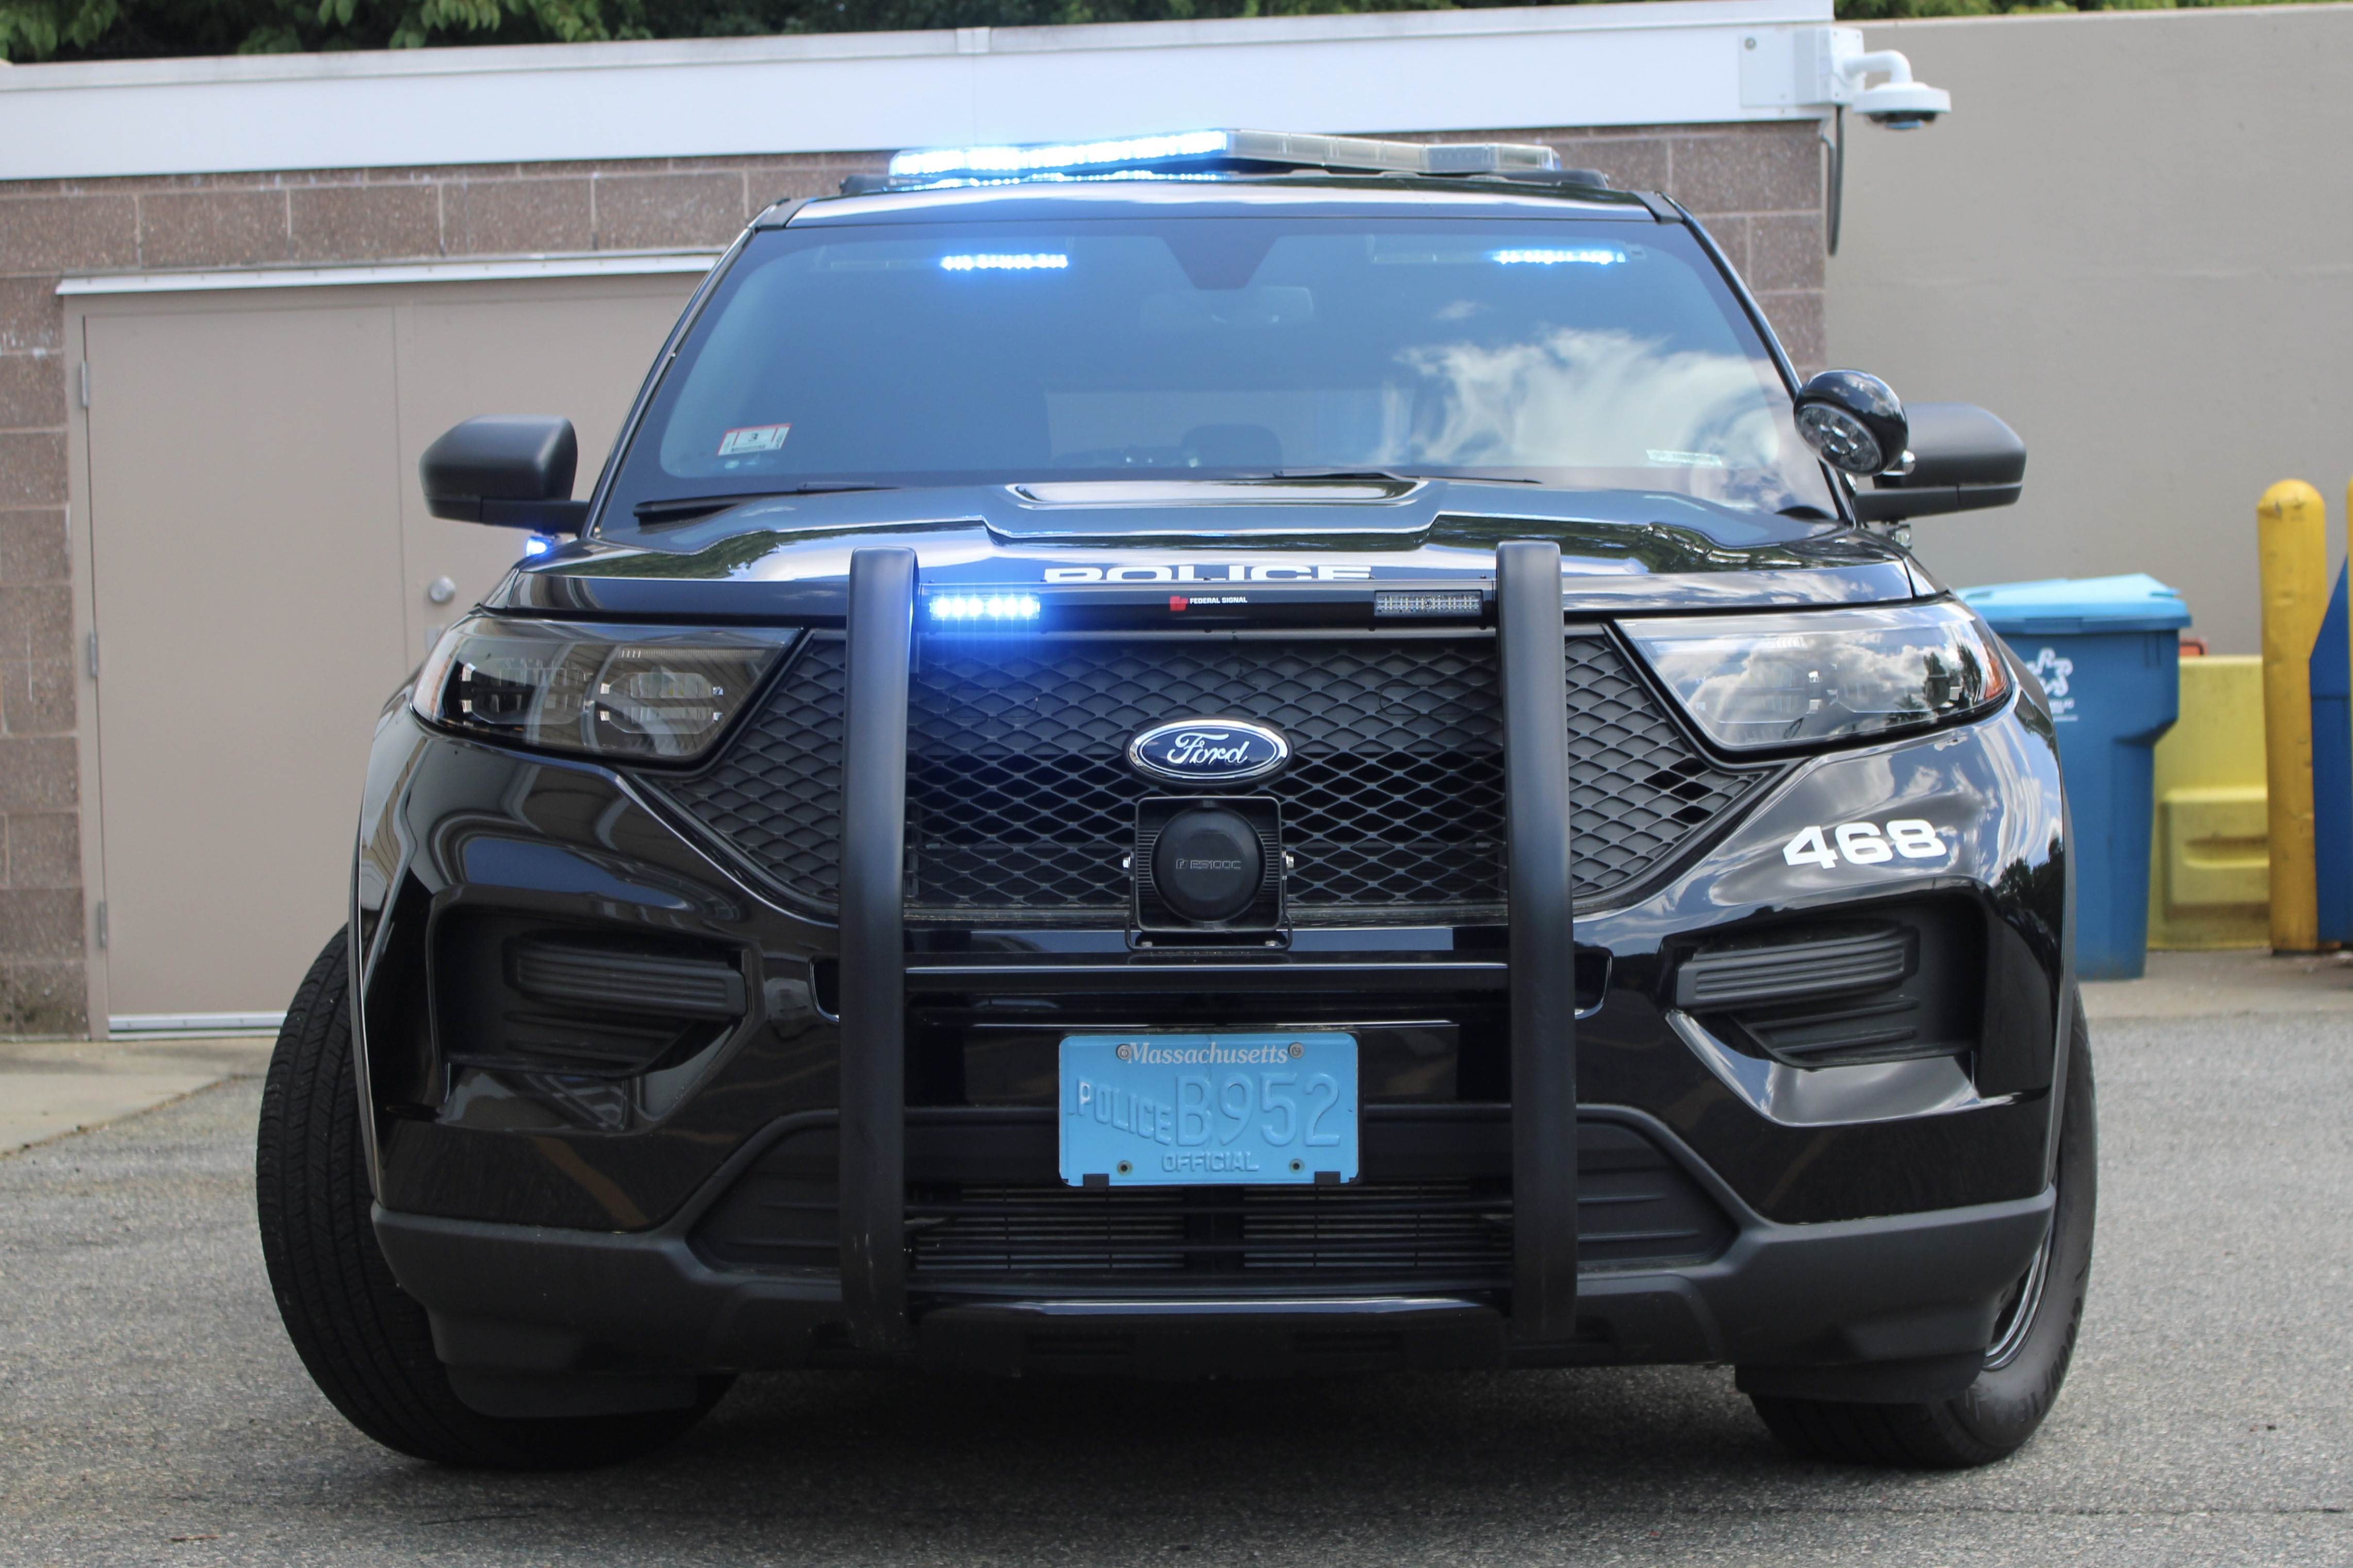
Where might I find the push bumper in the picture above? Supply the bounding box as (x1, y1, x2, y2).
(830, 543, 1581, 1352)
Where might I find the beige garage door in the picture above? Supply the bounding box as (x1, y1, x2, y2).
(77, 268, 703, 1029)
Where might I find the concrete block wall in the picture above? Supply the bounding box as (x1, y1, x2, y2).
(0, 258, 82, 1035)
(0, 119, 1821, 1038)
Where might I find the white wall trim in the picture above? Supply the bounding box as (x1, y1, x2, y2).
(0, 0, 1832, 182)
(109, 1011, 287, 1037)
(57, 250, 723, 297)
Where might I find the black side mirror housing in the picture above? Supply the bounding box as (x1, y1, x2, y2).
(1851, 403, 2027, 523)
(420, 416, 591, 532)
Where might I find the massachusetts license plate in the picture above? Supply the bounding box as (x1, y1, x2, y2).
(1059, 1033, 1359, 1187)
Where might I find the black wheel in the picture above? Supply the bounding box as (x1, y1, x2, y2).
(1751, 997, 2097, 1469)
(255, 929, 730, 1470)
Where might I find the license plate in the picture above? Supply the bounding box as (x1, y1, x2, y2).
(1059, 1033, 1359, 1187)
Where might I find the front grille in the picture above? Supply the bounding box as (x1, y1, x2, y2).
(689, 1116, 1734, 1291)
(654, 636, 845, 906)
(650, 631, 1771, 920)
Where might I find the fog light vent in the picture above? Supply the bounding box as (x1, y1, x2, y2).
(508, 940, 746, 1019)
(1670, 914, 1981, 1070)
(433, 915, 752, 1090)
(1673, 923, 1912, 1011)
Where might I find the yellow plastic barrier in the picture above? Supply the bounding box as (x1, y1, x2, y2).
(2256, 480, 2326, 951)
(2147, 655, 2269, 950)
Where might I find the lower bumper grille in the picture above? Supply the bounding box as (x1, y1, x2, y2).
(910, 1181, 1511, 1287)
(689, 1111, 1734, 1294)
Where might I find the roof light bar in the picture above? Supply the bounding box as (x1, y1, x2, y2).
(885, 129, 1559, 186)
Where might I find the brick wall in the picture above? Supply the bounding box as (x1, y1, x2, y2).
(0, 120, 1821, 1038)
(0, 260, 81, 1035)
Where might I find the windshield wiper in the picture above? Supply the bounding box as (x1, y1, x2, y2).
(1171, 468, 1539, 486)
(1272, 469, 1541, 486)
(632, 483, 896, 526)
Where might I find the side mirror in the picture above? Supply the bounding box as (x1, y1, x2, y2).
(1851, 403, 2027, 524)
(1793, 370, 1908, 476)
(420, 416, 591, 533)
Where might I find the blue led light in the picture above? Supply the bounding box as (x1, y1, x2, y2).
(920, 170, 1227, 190)
(522, 535, 555, 557)
(892, 130, 1229, 180)
(1490, 247, 1628, 266)
(929, 593, 1043, 622)
(940, 253, 1069, 272)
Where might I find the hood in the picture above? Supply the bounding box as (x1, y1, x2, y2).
(488, 480, 1930, 619)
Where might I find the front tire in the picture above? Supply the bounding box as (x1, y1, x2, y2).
(1750, 997, 2097, 1469)
(255, 929, 729, 1469)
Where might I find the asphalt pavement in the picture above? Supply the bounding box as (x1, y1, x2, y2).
(2, 999, 2348, 1565)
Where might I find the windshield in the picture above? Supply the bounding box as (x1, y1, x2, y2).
(604, 213, 1839, 518)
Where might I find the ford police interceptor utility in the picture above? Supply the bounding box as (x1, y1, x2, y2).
(254, 130, 2082, 1472)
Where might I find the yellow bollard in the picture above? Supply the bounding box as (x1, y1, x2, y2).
(2257, 480, 2326, 952)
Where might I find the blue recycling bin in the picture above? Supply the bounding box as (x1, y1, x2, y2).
(1957, 574, 2192, 980)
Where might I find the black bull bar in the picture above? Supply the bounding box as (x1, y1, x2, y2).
(834, 542, 1580, 1350)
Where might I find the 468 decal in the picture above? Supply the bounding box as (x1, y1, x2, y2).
(1782, 819, 1947, 869)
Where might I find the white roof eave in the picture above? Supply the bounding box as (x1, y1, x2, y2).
(0, 0, 1833, 182)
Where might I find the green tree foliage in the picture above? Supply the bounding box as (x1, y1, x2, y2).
(0, 0, 1464, 59)
(0, 0, 2330, 64)
(1835, 0, 2303, 19)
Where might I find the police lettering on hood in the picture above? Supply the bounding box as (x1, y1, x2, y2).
(1042, 562, 1373, 583)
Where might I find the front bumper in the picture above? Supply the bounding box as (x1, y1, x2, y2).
(376, 1100, 2054, 1385)
(355, 546, 2072, 1391)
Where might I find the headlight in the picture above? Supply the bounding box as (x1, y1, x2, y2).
(413, 617, 795, 761)
(1621, 600, 2009, 752)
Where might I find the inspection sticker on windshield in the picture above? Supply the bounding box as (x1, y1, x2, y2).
(717, 424, 791, 455)
(1060, 1033, 1358, 1187)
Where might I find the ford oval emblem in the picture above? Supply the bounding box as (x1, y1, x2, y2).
(1126, 717, 1292, 786)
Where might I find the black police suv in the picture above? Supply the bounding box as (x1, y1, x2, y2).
(256, 130, 2085, 1472)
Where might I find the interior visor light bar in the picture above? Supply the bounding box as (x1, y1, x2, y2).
(928, 593, 1043, 622)
(1491, 247, 1627, 266)
(887, 130, 1560, 183)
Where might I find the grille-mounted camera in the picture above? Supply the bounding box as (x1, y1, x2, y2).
(1132, 796, 1284, 943)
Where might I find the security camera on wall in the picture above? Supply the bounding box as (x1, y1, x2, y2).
(1739, 25, 1953, 129)
(1737, 24, 1955, 251)
(1844, 50, 1951, 129)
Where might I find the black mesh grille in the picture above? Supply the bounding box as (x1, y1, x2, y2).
(657, 636, 845, 911)
(649, 631, 1771, 917)
(907, 638, 1507, 913)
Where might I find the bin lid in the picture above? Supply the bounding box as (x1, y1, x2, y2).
(1956, 573, 2192, 635)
